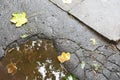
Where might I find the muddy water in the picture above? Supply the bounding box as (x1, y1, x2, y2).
(0, 39, 68, 80)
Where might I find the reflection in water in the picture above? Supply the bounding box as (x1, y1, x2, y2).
(0, 39, 68, 80)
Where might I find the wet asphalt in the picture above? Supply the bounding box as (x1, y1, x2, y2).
(0, 0, 120, 80)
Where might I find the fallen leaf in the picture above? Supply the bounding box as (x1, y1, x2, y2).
(90, 38, 96, 45)
(57, 52, 70, 63)
(92, 63, 100, 71)
(6, 62, 17, 74)
(10, 12, 28, 27)
(62, 0, 72, 4)
(63, 74, 76, 80)
(20, 34, 29, 39)
(81, 61, 85, 69)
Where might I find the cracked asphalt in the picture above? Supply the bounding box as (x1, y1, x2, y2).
(0, 0, 120, 80)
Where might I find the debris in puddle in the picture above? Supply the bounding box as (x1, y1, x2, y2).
(16, 46, 20, 51)
(7, 48, 15, 53)
(32, 41, 37, 46)
(0, 39, 68, 80)
(6, 62, 17, 74)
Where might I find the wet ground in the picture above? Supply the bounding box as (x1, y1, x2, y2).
(0, 39, 68, 80)
(0, 0, 120, 80)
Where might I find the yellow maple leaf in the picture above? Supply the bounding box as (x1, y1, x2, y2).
(6, 62, 17, 74)
(57, 52, 70, 63)
(10, 12, 28, 27)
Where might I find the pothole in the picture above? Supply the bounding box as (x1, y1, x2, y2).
(0, 38, 69, 80)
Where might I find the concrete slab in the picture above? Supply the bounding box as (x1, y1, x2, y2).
(50, 0, 82, 11)
(69, 0, 120, 41)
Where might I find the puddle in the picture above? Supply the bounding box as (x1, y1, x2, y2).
(0, 39, 68, 80)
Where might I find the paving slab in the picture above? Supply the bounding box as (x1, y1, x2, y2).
(69, 0, 120, 41)
(50, 0, 82, 11)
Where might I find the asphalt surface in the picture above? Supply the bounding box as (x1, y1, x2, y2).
(0, 0, 120, 80)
